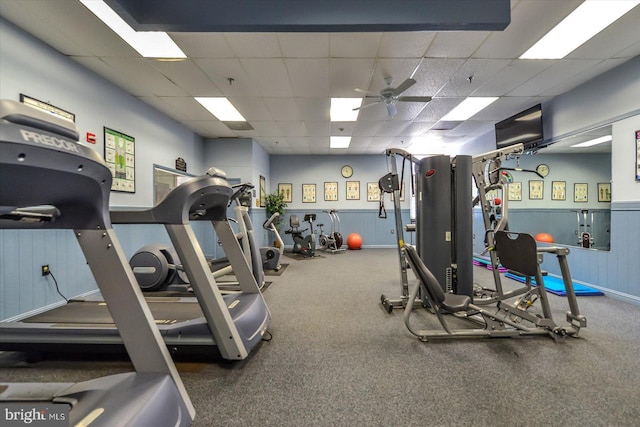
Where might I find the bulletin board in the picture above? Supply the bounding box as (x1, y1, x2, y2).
(104, 127, 135, 193)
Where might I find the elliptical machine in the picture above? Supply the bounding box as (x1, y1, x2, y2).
(262, 212, 284, 270)
(317, 209, 345, 254)
(285, 213, 316, 257)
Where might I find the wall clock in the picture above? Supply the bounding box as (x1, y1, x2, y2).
(341, 165, 353, 178)
(536, 163, 550, 177)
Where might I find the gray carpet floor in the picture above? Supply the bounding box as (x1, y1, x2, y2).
(2, 248, 639, 426)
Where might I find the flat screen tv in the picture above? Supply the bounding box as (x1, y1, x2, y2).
(495, 104, 543, 151)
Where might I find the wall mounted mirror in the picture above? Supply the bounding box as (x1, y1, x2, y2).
(154, 164, 194, 205)
(502, 124, 612, 251)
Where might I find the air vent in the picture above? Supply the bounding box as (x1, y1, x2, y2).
(223, 121, 254, 131)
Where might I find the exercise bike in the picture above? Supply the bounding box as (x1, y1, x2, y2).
(317, 209, 345, 254)
(285, 214, 316, 257)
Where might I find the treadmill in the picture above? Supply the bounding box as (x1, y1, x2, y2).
(0, 99, 194, 426)
(129, 181, 268, 293)
(0, 160, 271, 361)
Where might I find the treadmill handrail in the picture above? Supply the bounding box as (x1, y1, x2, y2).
(111, 172, 233, 225)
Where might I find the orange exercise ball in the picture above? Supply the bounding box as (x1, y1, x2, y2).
(535, 232, 555, 243)
(347, 233, 363, 250)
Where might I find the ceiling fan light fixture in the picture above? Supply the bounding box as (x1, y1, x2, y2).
(386, 103, 398, 117)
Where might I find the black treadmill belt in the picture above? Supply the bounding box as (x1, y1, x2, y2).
(24, 301, 203, 325)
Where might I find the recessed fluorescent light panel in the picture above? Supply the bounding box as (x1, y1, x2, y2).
(330, 98, 362, 121)
(79, 0, 186, 58)
(195, 97, 247, 121)
(441, 97, 498, 121)
(571, 135, 612, 148)
(520, 0, 640, 59)
(330, 136, 351, 149)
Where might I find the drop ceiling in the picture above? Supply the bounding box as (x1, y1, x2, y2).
(1, 0, 639, 155)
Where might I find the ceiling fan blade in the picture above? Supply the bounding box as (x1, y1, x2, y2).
(392, 78, 416, 96)
(354, 88, 379, 96)
(352, 101, 381, 111)
(397, 96, 432, 103)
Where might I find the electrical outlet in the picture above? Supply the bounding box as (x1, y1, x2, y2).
(42, 264, 50, 276)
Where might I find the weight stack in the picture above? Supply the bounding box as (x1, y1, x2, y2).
(416, 155, 472, 297)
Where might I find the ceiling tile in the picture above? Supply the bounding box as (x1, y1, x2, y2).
(413, 58, 467, 96)
(147, 59, 222, 96)
(73, 57, 187, 97)
(264, 98, 303, 121)
(182, 120, 237, 138)
(426, 32, 490, 58)
(330, 58, 376, 97)
(330, 33, 382, 57)
(250, 121, 282, 136)
(378, 32, 436, 58)
(225, 33, 282, 57)
(474, 59, 555, 96)
(193, 58, 259, 96)
(375, 121, 411, 137)
(438, 58, 511, 97)
(159, 97, 217, 120)
(296, 98, 330, 121)
(278, 33, 330, 57)
(541, 58, 630, 97)
(230, 97, 272, 121)
(285, 58, 330, 97)
(276, 121, 307, 137)
(168, 33, 235, 57)
(509, 59, 601, 97)
(241, 58, 293, 97)
(352, 120, 383, 136)
(304, 121, 330, 137)
(414, 98, 463, 122)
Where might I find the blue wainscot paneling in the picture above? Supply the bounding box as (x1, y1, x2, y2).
(0, 230, 95, 321)
(473, 203, 640, 305)
(0, 223, 214, 321)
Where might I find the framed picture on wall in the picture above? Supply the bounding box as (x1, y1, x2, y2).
(302, 184, 316, 203)
(259, 175, 266, 207)
(346, 181, 360, 200)
(507, 182, 522, 201)
(597, 182, 611, 202)
(324, 182, 338, 201)
(529, 180, 544, 200)
(574, 183, 588, 202)
(367, 182, 381, 202)
(104, 127, 135, 193)
(551, 181, 566, 201)
(278, 183, 292, 203)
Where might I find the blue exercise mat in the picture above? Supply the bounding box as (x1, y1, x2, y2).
(505, 272, 604, 296)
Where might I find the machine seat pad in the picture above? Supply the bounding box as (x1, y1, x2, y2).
(441, 294, 472, 313)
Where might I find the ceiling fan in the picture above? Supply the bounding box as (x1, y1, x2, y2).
(354, 76, 432, 117)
